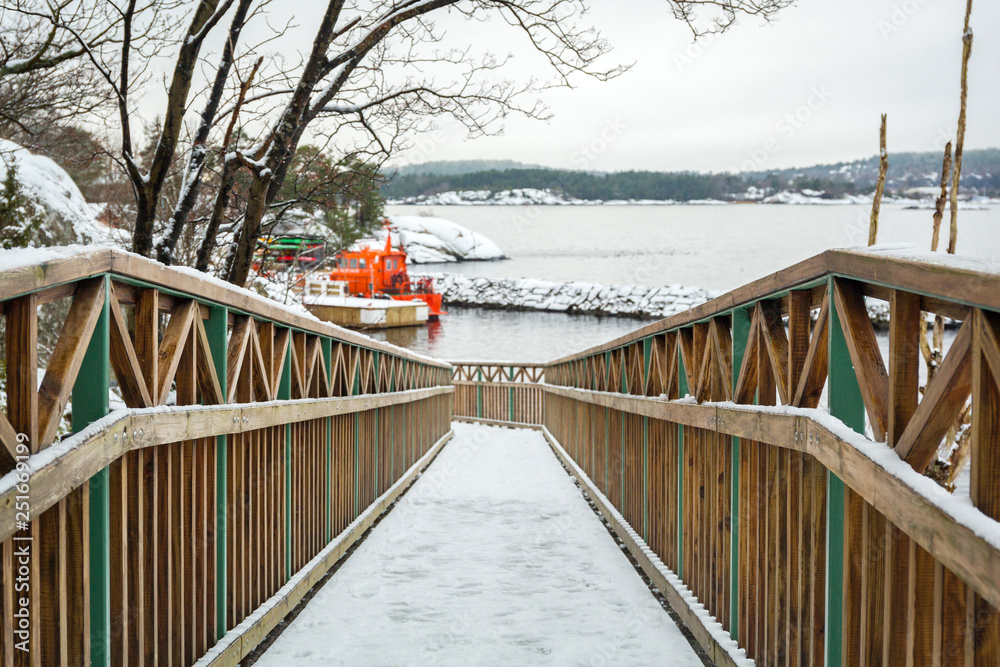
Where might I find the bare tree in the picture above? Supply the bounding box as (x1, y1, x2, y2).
(0, 0, 122, 138)
(212, 0, 791, 286)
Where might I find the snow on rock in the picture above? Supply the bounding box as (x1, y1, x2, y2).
(253, 423, 705, 667)
(0, 139, 116, 245)
(357, 215, 506, 263)
(421, 272, 720, 319)
(423, 271, 897, 325)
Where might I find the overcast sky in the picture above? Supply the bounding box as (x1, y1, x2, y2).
(375, 0, 1000, 173)
(180, 0, 998, 174)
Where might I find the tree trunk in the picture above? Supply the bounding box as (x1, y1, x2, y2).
(225, 176, 270, 286)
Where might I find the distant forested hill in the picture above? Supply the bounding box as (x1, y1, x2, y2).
(387, 160, 546, 177)
(381, 149, 1000, 201)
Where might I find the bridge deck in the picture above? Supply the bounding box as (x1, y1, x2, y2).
(254, 422, 705, 666)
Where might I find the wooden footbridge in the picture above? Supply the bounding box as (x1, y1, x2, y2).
(1, 247, 998, 665)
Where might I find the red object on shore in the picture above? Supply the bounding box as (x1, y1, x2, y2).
(328, 229, 444, 320)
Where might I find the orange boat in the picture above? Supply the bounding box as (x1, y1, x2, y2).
(328, 231, 444, 320)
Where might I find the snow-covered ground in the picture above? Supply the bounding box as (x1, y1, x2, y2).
(420, 272, 720, 319)
(255, 423, 704, 667)
(354, 215, 506, 263)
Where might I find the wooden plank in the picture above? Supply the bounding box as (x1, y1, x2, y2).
(759, 301, 791, 405)
(792, 293, 830, 409)
(887, 290, 921, 447)
(787, 290, 811, 403)
(711, 319, 734, 401)
(248, 325, 274, 402)
(6, 293, 39, 452)
(0, 414, 19, 470)
(157, 300, 198, 405)
(894, 316, 973, 471)
(194, 315, 225, 405)
(37, 278, 107, 447)
(108, 285, 154, 409)
(226, 316, 252, 404)
(134, 287, 159, 402)
(971, 309, 1000, 664)
(732, 309, 759, 405)
(832, 279, 890, 440)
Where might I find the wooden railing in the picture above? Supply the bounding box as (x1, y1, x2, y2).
(450, 361, 545, 425)
(542, 248, 1000, 666)
(0, 248, 453, 667)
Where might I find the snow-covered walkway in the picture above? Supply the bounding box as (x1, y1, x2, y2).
(255, 422, 704, 666)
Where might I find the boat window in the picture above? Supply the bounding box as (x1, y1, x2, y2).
(360, 259, 367, 269)
(386, 259, 394, 270)
(349, 259, 357, 268)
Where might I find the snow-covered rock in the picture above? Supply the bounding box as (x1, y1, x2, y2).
(357, 216, 506, 263)
(0, 139, 114, 245)
(419, 273, 721, 319)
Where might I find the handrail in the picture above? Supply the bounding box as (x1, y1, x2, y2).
(543, 383, 1000, 611)
(549, 248, 1000, 365)
(540, 247, 1000, 666)
(0, 247, 454, 665)
(0, 387, 452, 543)
(0, 247, 448, 368)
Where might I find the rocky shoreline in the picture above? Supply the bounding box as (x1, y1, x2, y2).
(419, 272, 897, 326)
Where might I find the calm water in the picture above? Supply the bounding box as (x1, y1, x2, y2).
(376, 204, 998, 362)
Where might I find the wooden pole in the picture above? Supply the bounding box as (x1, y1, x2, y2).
(947, 0, 974, 255)
(931, 142, 953, 252)
(868, 114, 888, 246)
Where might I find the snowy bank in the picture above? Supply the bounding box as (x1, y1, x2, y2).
(0, 139, 117, 245)
(357, 215, 506, 263)
(419, 273, 721, 319)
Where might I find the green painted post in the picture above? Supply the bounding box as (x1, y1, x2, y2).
(322, 338, 332, 543)
(826, 278, 865, 667)
(508, 366, 515, 423)
(677, 338, 688, 579)
(73, 276, 110, 667)
(729, 307, 752, 641)
(205, 305, 229, 639)
(278, 336, 292, 580)
(476, 367, 483, 418)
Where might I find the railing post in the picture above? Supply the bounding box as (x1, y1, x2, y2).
(729, 306, 752, 641)
(374, 351, 380, 497)
(509, 365, 515, 423)
(677, 338, 688, 579)
(73, 275, 110, 667)
(205, 304, 228, 640)
(476, 366, 483, 418)
(278, 333, 292, 580)
(322, 337, 332, 543)
(826, 278, 865, 667)
(353, 349, 361, 519)
(643, 338, 652, 542)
